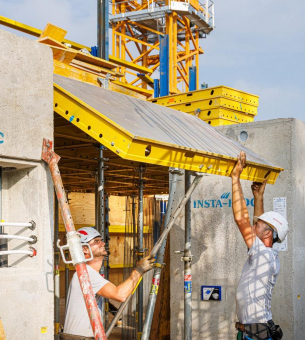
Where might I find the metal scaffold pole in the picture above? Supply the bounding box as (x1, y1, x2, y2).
(97, 0, 109, 60)
(65, 191, 70, 307)
(104, 194, 110, 329)
(54, 195, 60, 340)
(184, 170, 193, 340)
(106, 172, 203, 337)
(0, 166, 2, 234)
(131, 195, 137, 261)
(98, 145, 106, 325)
(136, 165, 145, 339)
(41, 139, 107, 340)
(142, 168, 183, 340)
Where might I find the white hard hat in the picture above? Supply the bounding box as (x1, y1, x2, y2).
(77, 227, 101, 243)
(255, 211, 289, 243)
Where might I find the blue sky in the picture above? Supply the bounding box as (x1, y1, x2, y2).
(1, 0, 304, 122)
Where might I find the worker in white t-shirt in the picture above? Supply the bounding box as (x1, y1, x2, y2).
(61, 227, 155, 340)
(231, 151, 288, 340)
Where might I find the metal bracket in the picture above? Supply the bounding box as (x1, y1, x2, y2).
(98, 75, 111, 89)
(29, 220, 36, 230)
(174, 250, 193, 262)
(28, 235, 38, 244)
(57, 238, 93, 264)
(154, 262, 165, 268)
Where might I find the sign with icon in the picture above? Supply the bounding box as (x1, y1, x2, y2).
(201, 286, 221, 301)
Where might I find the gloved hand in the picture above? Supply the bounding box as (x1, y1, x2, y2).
(135, 255, 155, 276)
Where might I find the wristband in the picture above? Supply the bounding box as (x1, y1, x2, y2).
(135, 267, 144, 276)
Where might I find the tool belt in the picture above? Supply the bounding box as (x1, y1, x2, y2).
(59, 332, 94, 340)
(235, 320, 283, 340)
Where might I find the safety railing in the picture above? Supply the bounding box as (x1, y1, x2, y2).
(0, 221, 37, 258)
(0, 221, 36, 229)
(0, 234, 37, 244)
(201, 0, 214, 27)
(0, 248, 37, 257)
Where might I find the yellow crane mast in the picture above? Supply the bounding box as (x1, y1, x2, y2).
(110, 0, 215, 94)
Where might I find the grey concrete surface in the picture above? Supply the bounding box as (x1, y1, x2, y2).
(0, 29, 54, 340)
(170, 118, 304, 340)
(0, 29, 53, 161)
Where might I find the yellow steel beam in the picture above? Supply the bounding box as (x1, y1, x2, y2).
(58, 224, 151, 233)
(137, 74, 154, 88)
(156, 96, 258, 115)
(187, 107, 255, 124)
(111, 80, 153, 96)
(0, 15, 153, 74)
(132, 41, 160, 64)
(115, 31, 160, 51)
(0, 15, 88, 50)
(149, 86, 259, 107)
(109, 55, 152, 74)
(53, 76, 283, 184)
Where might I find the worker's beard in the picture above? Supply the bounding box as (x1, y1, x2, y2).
(93, 245, 108, 258)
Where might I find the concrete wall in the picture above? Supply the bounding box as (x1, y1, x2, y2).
(170, 118, 305, 340)
(0, 29, 54, 339)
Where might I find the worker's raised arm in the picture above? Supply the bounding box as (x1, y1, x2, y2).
(251, 180, 267, 224)
(97, 255, 155, 302)
(231, 152, 255, 249)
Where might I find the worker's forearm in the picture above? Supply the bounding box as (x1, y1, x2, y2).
(253, 196, 264, 221)
(115, 269, 141, 300)
(232, 176, 250, 223)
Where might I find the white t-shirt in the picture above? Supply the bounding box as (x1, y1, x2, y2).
(64, 264, 109, 337)
(236, 236, 280, 324)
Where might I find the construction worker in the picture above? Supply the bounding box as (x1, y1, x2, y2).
(60, 227, 155, 340)
(231, 151, 288, 340)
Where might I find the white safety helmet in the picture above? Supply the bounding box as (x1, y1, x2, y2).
(254, 211, 289, 243)
(77, 227, 101, 243)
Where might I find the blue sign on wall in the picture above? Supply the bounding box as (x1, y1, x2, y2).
(193, 192, 254, 209)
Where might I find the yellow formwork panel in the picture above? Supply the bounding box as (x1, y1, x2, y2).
(203, 118, 250, 127)
(53, 75, 283, 184)
(149, 86, 259, 106)
(39, 23, 67, 42)
(165, 97, 257, 115)
(185, 108, 255, 125)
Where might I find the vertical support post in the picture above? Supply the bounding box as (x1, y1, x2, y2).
(189, 66, 197, 91)
(137, 165, 145, 339)
(0, 166, 7, 268)
(54, 194, 60, 340)
(98, 146, 106, 325)
(142, 168, 183, 340)
(195, 32, 199, 90)
(65, 191, 70, 307)
(41, 139, 107, 340)
(160, 35, 169, 97)
(131, 195, 137, 261)
(97, 0, 109, 60)
(104, 194, 110, 329)
(154, 79, 160, 98)
(212, 2, 215, 28)
(0, 166, 2, 234)
(205, 0, 208, 23)
(95, 182, 99, 228)
(184, 170, 192, 340)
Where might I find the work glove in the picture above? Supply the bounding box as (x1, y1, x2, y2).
(135, 255, 155, 276)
